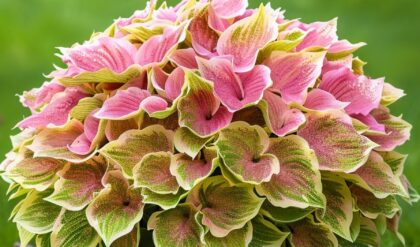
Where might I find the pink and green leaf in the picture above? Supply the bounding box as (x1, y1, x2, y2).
(210, 0, 248, 19)
(13, 190, 61, 234)
(260, 201, 314, 223)
(204, 221, 253, 247)
(298, 111, 378, 173)
(86, 170, 144, 246)
(177, 71, 233, 137)
(51, 209, 101, 247)
(6, 157, 63, 191)
(173, 127, 214, 159)
(256, 135, 325, 208)
(142, 188, 187, 210)
(170, 148, 217, 190)
(187, 176, 264, 237)
(100, 125, 174, 177)
(148, 204, 205, 247)
(216, 121, 280, 184)
(249, 215, 289, 247)
(45, 158, 106, 211)
(133, 152, 179, 194)
(316, 173, 353, 241)
(289, 216, 338, 247)
(217, 4, 278, 72)
(111, 224, 140, 247)
(259, 91, 306, 136)
(380, 83, 405, 106)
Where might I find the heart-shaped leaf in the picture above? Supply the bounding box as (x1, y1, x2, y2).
(216, 121, 280, 184)
(174, 127, 213, 159)
(289, 216, 338, 247)
(256, 135, 325, 208)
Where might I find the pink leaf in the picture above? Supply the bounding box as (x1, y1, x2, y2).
(189, 9, 219, 57)
(17, 88, 88, 129)
(319, 67, 384, 115)
(304, 89, 349, 111)
(210, 0, 248, 19)
(169, 48, 199, 69)
(135, 24, 187, 66)
(261, 91, 306, 136)
(95, 87, 150, 120)
(264, 50, 326, 104)
(140, 96, 169, 115)
(197, 56, 271, 112)
(295, 18, 338, 51)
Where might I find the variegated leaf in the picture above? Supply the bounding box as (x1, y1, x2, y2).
(204, 221, 253, 247)
(249, 215, 289, 247)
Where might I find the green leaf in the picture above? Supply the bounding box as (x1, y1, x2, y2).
(350, 185, 400, 219)
(354, 217, 380, 247)
(204, 221, 253, 247)
(46, 158, 106, 211)
(133, 152, 179, 194)
(249, 215, 289, 247)
(187, 176, 264, 237)
(141, 188, 187, 210)
(13, 190, 61, 234)
(216, 121, 280, 184)
(17, 223, 35, 247)
(386, 212, 405, 245)
(256, 135, 325, 208)
(51, 209, 100, 247)
(86, 170, 144, 246)
(298, 111, 378, 173)
(59, 66, 142, 86)
(70, 96, 103, 122)
(316, 173, 353, 241)
(260, 201, 314, 223)
(111, 224, 140, 247)
(170, 148, 218, 190)
(174, 127, 213, 159)
(6, 157, 63, 191)
(289, 216, 338, 247)
(378, 151, 407, 176)
(148, 204, 205, 247)
(100, 125, 174, 177)
(36, 234, 51, 247)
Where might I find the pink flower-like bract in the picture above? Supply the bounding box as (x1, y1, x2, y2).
(1, 0, 416, 246)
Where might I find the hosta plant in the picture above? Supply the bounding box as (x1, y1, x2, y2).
(1, 0, 418, 246)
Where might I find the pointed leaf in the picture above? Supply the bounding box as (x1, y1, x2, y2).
(342, 152, 406, 198)
(17, 224, 35, 247)
(298, 111, 377, 173)
(289, 216, 338, 247)
(327, 40, 366, 60)
(187, 176, 264, 237)
(170, 149, 217, 190)
(86, 170, 144, 246)
(211, 0, 248, 19)
(249, 215, 289, 247)
(169, 48, 198, 69)
(51, 209, 100, 247)
(100, 125, 173, 177)
(197, 56, 272, 112)
(13, 190, 61, 234)
(174, 127, 213, 159)
(6, 158, 62, 191)
(350, 185, 400, 219)
(135, 24, 187, 67)
(189, 7, 219, 56)
(148, 204, 205, 247)
(204, 221, 252, 247)
(217, 4, 278, 72)
(264, 50, 326, 104)
(216, 122, 280, 184)
(111, 224, 140, 247)
(319, 67, 384, 115)
(260, 201, 314, 223)
(256, 135, 325, 208)
(295, 18, 338, 51)
(302, 89, 349, 111)
(381, 82, 405, 106)
(178, 71, 233, 137)
(70, 96, 103, 122)
(364, 107, 412, 151)
(259, 91, 306, 136)
(18, 88, 88, 128)
(45, 158, 106, 211)
(95, 87, 150, 120)
(133, 152, 179, 194)
(142, 188, 187, 210)
(378, 151, 407, 176)
(316, 174, 353, 241)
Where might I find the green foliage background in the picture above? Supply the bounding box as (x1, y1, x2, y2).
(0, 0, 418, 246)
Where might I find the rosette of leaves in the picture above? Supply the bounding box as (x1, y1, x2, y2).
(1, 0, 417, 246)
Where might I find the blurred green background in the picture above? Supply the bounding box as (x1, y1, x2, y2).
(0, 0, 418, 246)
